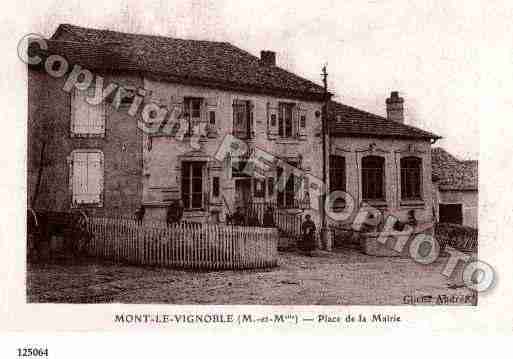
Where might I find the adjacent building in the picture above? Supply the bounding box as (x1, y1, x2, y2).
(327, 92, 441, 225)
(431, 147, 478, 228)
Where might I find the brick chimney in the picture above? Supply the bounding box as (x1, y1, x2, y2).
(386, 91, 404, 123)
(260, 50, 276, 66)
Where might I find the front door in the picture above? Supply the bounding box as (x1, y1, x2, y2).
(235, 178, 252, 210)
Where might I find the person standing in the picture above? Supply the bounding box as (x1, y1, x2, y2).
(166, 199, 184, 225)
(263, 206, 275, 228)
(301, 214, 316, 255)
(134, 205, 145, 224)
(231, 206, 245, 226)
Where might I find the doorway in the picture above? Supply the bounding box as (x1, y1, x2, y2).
(235, 178, 252, 209)
(439, 203, 463, 225)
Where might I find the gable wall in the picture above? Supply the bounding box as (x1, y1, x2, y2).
(27, 67, 143, 217)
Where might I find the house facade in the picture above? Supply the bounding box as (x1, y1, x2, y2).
(28, 24, 445, 229)
(28, 24, 328, 224)
(142, 79, 326, 223)
(327, 93, 441, 225)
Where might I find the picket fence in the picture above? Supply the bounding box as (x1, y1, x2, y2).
(87, 217, 279, 269)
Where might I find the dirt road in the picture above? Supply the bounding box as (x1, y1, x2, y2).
(27, 248, 475, 305)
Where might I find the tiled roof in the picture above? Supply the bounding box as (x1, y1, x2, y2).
(328, 100, 440, 140)
(37, 24, 326, 100)
(431, 147, 478, 191)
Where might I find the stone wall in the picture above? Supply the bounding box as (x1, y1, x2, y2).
(27, 67, 143, 217)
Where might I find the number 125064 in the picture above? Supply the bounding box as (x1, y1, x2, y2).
(17, 348, 48, 357)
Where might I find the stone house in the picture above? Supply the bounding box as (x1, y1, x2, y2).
(327, 92, 441, 225)
(27, 24, 328, 223)
(431, 147, 478, 228)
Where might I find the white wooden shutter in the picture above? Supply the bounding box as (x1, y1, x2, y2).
(267, 101, 279, 139)
(206, 97, 218, 135)
(72, 151, 87, 204)
(170, 98, 185, 138)
(87, 152, 102, 203)
(249, 101, 255, 138)
(200, 98, 208, 124)
(72, 151, 103, 205)
(170, 97, 184, 120)
(298, 105, 307, 138)
(88, 85, 105, 135)
(72, 87, 105, 136)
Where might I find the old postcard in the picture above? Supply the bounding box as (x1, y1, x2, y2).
(1, 0, 513, 341)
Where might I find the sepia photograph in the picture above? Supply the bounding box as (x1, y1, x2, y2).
(21, 1, 486, 307)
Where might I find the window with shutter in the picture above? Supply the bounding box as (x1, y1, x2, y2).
(184, 97, 204, 135)
(267, 102, 279, 139)
(278, 102, 296, 138)
(233, 99, 253, 139)
(71, 86, 106, 137)
(71, 150, 103, 206)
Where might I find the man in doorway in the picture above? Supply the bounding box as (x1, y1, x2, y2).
(166, 199, 184, 225)
(300, 214, 316, 255)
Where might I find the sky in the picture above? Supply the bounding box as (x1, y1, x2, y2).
(18, 0, 506, 160)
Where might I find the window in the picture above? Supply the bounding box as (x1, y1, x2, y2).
(278, 102, 296, 138)
(184, 97, 203, 134)
(181, 161, 205, 210)
(401, 156, 422, 200)
(277, 162, 298, 208)
(233, 100, 253, 139)
(70, 150, 103, 206)
(71, 86, 105, 137)
(209, 111, 216, 125)
(362, 156, 385, 201)
(212, 176, 220, 198)
(329, 155, 346, 192)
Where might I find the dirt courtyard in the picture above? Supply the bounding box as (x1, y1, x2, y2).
(27, 248, 476, 305)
